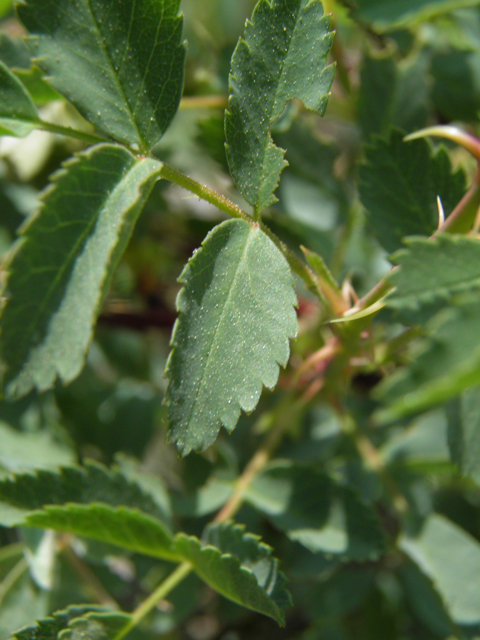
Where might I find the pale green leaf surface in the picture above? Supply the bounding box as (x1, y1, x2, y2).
(0, 144, 162, 397)
(0, 422, 75, 475)
(26, 504, 177, 561)
(446, 385, 480, 486)
(165, 219, 298, 456)
(17, 0, 186, 150)
(244, 462, 386, 560)
(225, 0, 334, 212)
(375, 297, 480, 424)
(401, 514, 480, 624)
(387, 235, 480, 310)
(0, 462, 171, 526)
(350, 0, 480, 31)
(359, 129, 466, 253)
(8, 606, 128, 640)
(0, 59, 39, 136)
(174, 522, 291, 625)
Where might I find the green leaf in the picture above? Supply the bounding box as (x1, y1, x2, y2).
(165, 219, 298, 456)
(17, 0, 186, 150)
(432, 50, 480, 123)
(0, 422, 75, 475)
(174, 522, 291, 625)
(446, 385, 480, 486)
(398, 558, 457, 638)
(387, 234, 480, 311)
(225, 0, 334, 213)
(0, 144, 162, 397)
(375, 297, 480, 424)
(401, 514, 480, 625)
(358, 52, 429, 140)
(0, 462, 171, 527)
(26, 504, 177, 561)
(8, 606, 130, 640)
(0, 59, 39, 136)
(349, 0, 480, 32)
(244, 462, 387, 560)
(359, 129, 467, 254)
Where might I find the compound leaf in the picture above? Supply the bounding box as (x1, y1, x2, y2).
(359, 129, 466, 253)
(387, 234, 480, 311)
(174, 522, 291, 625)
(245, 462, 386, 560)
(0, 58, 39, 136)
(17, 0, 186, 150)
(375, 296, 480, 424)
(225, 0, 334, 213)
(0, 144, 162, 397)
(165, 219, 298, 456)
(401, 514, 480, 625)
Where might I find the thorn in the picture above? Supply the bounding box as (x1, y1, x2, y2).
(437, 195, 445, 229)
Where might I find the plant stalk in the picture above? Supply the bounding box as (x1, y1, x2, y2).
(36, 120, 109, 145)
(114, 562, 193, 640)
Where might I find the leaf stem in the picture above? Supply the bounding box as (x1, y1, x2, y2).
(180, 95, 228, 110)
(0, 557, 28, 606)
(214, 398, 304, 522)
(159, 163, 253, 222)
(35, 120, 109, 145)
(114, 562, 193, 640)
(159, 163, 320, 297)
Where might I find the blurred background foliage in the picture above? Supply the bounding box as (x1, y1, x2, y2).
(1, 0, 480, 638)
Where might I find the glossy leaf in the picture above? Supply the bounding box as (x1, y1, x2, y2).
(0, 59, 39, 136)
(446, 385, 480, 486)
(0, 144, 162, 397)
(375, 296, 480, 424)
(359, 129, 466, 253)
(401, 514, 480, 625)
(244, 462, 386, 560)
(8, 606, 131, 640)
(175, 522, 291, 625)
(349, 0, 480, 31)
(165, 219, 298, 456)
(17, 0, 186, 150)
(387, 234, 480, 311)
(225, 0, 334, 213)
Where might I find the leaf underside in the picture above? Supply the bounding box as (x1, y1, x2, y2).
(387, 234, 480, 310)
(17, 0, 186, 150)
(401, 514, 480, 625)
(225, 0, 334, 213)
(165, 219, 298, 456)
(359, 128, 466, 254)
(0, 58, 39, 136)
(0, 144, 162, 397)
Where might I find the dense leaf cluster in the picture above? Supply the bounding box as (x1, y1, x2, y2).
(1, 0, 480, 639)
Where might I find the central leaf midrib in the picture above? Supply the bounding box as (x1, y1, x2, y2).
(185, 225, 256, 428)
(86, 0, 144, 147)
(16, 156, 134, 367)
(255, 3, 301, 186)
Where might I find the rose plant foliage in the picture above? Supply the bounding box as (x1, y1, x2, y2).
(1, 0, 480, 638)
